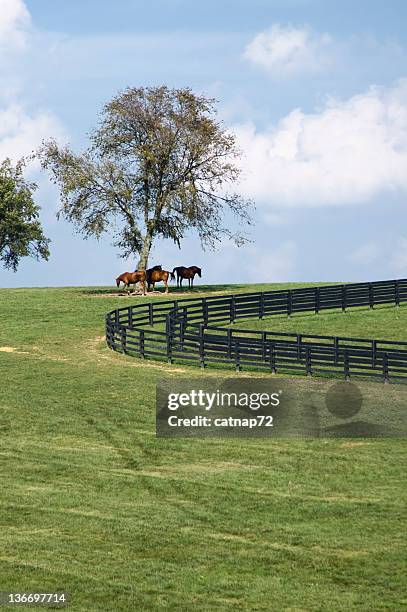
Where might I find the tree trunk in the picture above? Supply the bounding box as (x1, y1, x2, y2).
(136, 227, 154, 270)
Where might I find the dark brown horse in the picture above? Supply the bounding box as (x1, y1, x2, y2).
(173, 266, 202, 289)
(146, 266, 175, 293)
(144, 265, 161, 291)
(116, 270, 146, 295)
(144, 264, 162, 285)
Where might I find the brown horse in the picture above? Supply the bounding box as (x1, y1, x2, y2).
(144, 264, 162, 288)
(147, 266, 175, 293)
(116, 270, 146, 295)
(143, 265, 161, 291)
(173, 266, 202, 289)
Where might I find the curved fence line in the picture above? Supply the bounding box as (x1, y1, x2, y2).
(106, 279, 407, 382)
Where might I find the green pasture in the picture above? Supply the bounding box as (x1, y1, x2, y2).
(226, 300, 407, 342)
(0, 283, 406, 611)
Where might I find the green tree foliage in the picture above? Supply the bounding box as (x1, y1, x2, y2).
(38, 86, 253, 269)
(0, 158, 50, 271)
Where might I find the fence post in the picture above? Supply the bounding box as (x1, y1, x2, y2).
(235, 338, 241, 372)
(315, 287, 320, 314)
(372, 340, 377, 368)
(382, 352, 389, 383)
(105, 315, 111, 348)
(230, 295, 236, 324)
(111, 315, 119, 350)
(269, 342, 276, 374)
(139, 329, 145, 359)
(227, 329, 233, 360)
(262, 331, 267, 361)
(108, 320, 114, 350)
(179, 308, 186, 351)
(121, 326, 127, 355)
(395, 280, 400, 307)
(344, 349, 350, 380)
(297, 334, 302, 360)
(199, 323, 205, 368)
(305, 346, 312, 376)
(202, 297, 208, 327)
(166, 316, 173, 364)
(368, 283, 374, 309)
(334, 337, 339, 365)
(341, 285, 346, 312)
(259, 292, 265, 320)
(148, 302, 154, 326)
(128, 306, 133, 329)
(287, 290, 292, 317)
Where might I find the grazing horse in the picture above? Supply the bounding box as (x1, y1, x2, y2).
(146, 267, 175, 293)
(172, 266, 202, 289)
(116, 270, 146, 295)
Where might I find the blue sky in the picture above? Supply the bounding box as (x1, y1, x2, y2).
(1, 0, 407, 286)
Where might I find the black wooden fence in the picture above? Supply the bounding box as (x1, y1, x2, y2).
(106, 278, 407, 382)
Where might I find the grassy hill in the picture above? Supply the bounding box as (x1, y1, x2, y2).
(0, 284, 406, 610)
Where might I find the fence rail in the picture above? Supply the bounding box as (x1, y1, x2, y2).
(106, 278, 407, 382)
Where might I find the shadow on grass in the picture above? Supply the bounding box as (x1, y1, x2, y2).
(82, 283, 252, 296)
(81, 280, 365, 298)
(321, 420, 402, 437)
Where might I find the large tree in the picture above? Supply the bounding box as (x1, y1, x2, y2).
(0, 158, 50, 271)
(38, 86, 253, 269)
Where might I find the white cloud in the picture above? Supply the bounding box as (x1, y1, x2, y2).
(349, 243, 381, 266)
(234, 80, 407, 207)
(0, 0, 30, 50)
(0, 2, 66, 165)
(243, 24, 332, 76)
(263, 212, 292, 227)
(391, 237, 407, 273)
(244, 241, 298, 282)
(0, 103, 65, 163)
